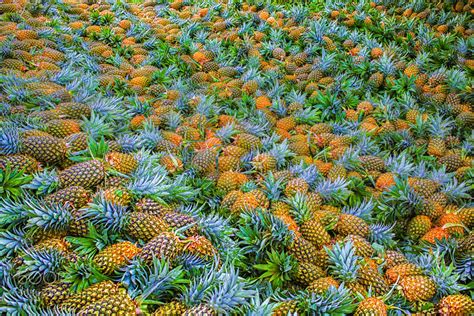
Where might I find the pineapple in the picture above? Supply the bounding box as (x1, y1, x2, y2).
(163, 211, 198, 236)
(60, 160, 106, 189)
(105, 152, 137, 175)
(135, 198, 169, 216)
(272, 300, 300, 316)
(21, 136, 68, 165)
(421, 227, 450, 244)
(335, 214, 369, 238)
(231, 192, 260, 213)
(86, 197, 169, 241)
(284, 178, 309, 196)
(153, 301, 187, 315)
(0, 154, 40, 174)
(61, 281, 121, 312)
(439, 154, 463, 172)
(357, 263, 389, 296)
(77, 291, 137, 316)
(191, 148, 217, 174)
(251, 153, 277, 172)
(385, 263, 423, 284)
(438, 294, 474, 316)
(355, 297, 387, 316)
(93, 241, 141, 275)
(307, 276, 340, 294)
(184, 235, 218, 262)
(138, 232, 183, 263)
(45, 119, 81, 138)
(40, 281, 72, 307)
(56, 102, 91, 119)
(287, 235, 322, 267)
(216, 171, 248, 192)
(407, 215, 432, 240)
(300, 219, 331, 249)
(399, 275, 437, 302)
(234, 133, 262, 150)
(45, 186, 91, 209)
(359, 155, 385, 172)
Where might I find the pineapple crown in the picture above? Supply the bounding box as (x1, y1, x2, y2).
(286, 192, 312, 225)
(127, 170, 197, 204)
(304, 284, 356, 315)
(440, 177, 471, 204)
(253, 250, 297, 288)
(89, 95, 127, 120)
(70, 137, 109, 162)
(164, 111, 183, 130)
(315, 177, 350, 204)
(269, 98, 287, 117)
(0, 228, 29, 258)
(0, 126, 21, 155)
(376, 54, 396, 76)
(261, 172, 284, 202)
(268, 139, 295, 169)
(428, 166, 452, 186)
(368, 224, 395, 248)
(241, 289, 278, 315)
(0, 197, 28, 228)
(121, 257, 187, 301)
(136, 123, 163, 150)
(286, 89, 307, 106)
(261, 133, 280, 151)
(342, 199, 374, 221)
(335, 148, 361, 171)
(411, 252, 466, 299)
(446, 68, 468, 92)
(215, 123, 237, 144)
(454, 255, 473, 282)
(116, 133, 140, 154)
(23, 169, 59, 196)
(1, 165, 33, 200)
(83, 196, 129, 233)
(427, 114, 453, 138)
(66, 224, 117, 258)
(238, 209, 294, 258)
(294, 107, 321, 125)
(24, 196, 72, 232)
(16, 247, 64, 285)
(179, 205, 234, 249)
(60, 257, 108, 293)
(241, 181, 258, 193)
(241, 112, 271, 137)
(289, 163, 321, 187)
(379, 177, 424, 223)
(0, 287, 40, 315)
(81, 111, 115, 140)
(0, 259, 15, 289)
(326, 241, 360, 283)
(196, 95, 219, 119)
(385, 153, 415, 176)
(353, 135, 380, 156)
(205, 266, 255, 314)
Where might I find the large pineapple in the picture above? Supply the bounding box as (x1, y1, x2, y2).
(21, 136, 68, 165)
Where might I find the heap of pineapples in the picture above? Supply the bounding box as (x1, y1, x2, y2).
(0, 0, 472, 315)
